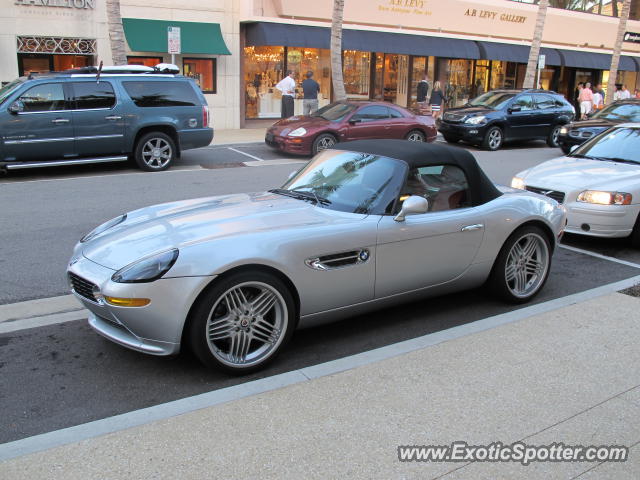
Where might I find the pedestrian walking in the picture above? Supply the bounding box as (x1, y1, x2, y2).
(416, 74, 430, 104)
(429, 81, 446, 119)
(574, 82, 584, 115)
(276, 70, 296, 118)
(592, 88, 603, 111)
(578, 82, 593, 120)
(302, 70, 320, 116)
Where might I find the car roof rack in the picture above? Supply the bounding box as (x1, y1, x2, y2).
(56, 63, 181, 76)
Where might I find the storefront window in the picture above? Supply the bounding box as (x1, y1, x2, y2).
(490, 61, 507, 90)
(343, 50, 371, 99)
(127, 56, 163, 68)
(183, 58, 216, 93)
(286, 48, 331, 115)
(244, 46, 285, 119)
(445, 59, 473, 107)
(18, 54, 91, 75)
(474, 60, 490, 98)
(373, 53, 384, 100)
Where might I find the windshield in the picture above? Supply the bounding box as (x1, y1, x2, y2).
(311, 102, 356, 121)
(572, 127, 640, 165)
(591, 103, 640, 122)
(279, 149, 407, 214)
(468, 91, 516, 109)
(0, 79, 23, 105)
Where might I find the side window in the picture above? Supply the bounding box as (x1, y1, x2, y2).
(511, 95, 534, 111)
(72, 82, 116, 110)
(402, 164, 470, 212)
(388, 107, 404, 118)
(535, 94, 556, 110)
(122, 81, 200, 107)
(18, 83, 66, 112)
(352, 105, 390, 122)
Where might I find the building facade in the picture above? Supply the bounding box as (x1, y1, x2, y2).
(2, 0, 640, 130)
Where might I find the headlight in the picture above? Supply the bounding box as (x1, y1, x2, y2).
(288, 127, 307, 137)
(577, 190, 632, 205)
(511, 177, 526, 190)
(81, 214, 126, 243)
(111, 249, 179, 283)
(559, 126, 568, 134)
(464, 115, 486, 125)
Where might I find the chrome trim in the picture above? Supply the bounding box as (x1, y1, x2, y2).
(51, 118, 70, 124)
(70, 74, 175, 78)
(5, 156, 128, 169)
(305, 249, 370, 271)
(76, 134, 124, 141)
(105, 115, 123, 120)
(461, 224, 484, 232)
(4, 137, 74, 145)
(17, 110, 68, 115)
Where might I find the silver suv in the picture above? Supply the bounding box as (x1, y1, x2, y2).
(0, 64, 213, 173)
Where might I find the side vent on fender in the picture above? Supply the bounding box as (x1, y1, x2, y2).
(305, 249, 370, 271)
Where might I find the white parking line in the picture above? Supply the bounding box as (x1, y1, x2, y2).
(1, 272, 639, 462)
(227, 147, 264, 162)
(560, 244, 640, 269)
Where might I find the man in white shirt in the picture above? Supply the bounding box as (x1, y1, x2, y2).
(620, 84, 632, 99)
(276, 70, 296, 118)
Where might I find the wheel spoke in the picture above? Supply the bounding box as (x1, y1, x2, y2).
(505, 263, 517, 282)
(522, 237, 538, 259)
(251, 289, 277, 316)
(225, 288, 247, 313)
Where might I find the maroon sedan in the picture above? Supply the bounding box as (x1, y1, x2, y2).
(265, 101, 437, 156)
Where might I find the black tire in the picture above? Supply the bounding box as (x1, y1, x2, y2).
(187, 270, 296, 374)
(134, 132, 176, 171)
(630, 214, 640, 249)
(405, 130, 426, 142)
(443, 134, 460, 144)
(487, 225, 552, 304)
(547, 125, 562, 148)
(311, 133, 337, 155)
(560, 144, 572, 155)
(482, 126, 503, 151)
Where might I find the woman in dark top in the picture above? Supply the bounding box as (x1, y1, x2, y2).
(429, 81, 446, 119)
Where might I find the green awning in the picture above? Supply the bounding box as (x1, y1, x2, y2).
(122, 18, 231, 55)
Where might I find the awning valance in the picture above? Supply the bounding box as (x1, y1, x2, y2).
(122, 18, 231, 55)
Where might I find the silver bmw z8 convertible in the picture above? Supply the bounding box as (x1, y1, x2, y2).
(68, 140, 566, 373)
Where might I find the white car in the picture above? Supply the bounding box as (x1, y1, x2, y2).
(511, 123, 640, 247)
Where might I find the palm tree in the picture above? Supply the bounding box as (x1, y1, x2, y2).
(606, 0, 632, 104)
(330, 0, 347, 101)
(523, 0, 549, 88)
(106, 0, 127, 65)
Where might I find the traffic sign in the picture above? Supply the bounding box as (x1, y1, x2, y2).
(538, 54, 546, 69)
(168, 26, 181, 54)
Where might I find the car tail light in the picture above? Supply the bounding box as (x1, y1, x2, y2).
(202, 106, 210, 127)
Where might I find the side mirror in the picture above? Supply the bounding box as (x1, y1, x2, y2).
(394, 195, 429, 222)
(570, 145, 579, 153)
(8, 101, 24, 114)
(348, 118, 361, 125)
(508, 105, 521, 113)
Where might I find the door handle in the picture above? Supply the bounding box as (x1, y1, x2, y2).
(51, 118, 70, 124)
(461, 224, 484, 232)
(105, 115, 122, 121)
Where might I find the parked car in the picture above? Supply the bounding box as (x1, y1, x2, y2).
(437, 89, 575, 151)
(0, 64, 213, 174)
(68, 140, 565, 373)
(512, 123, 640, 247)
(557, 99, 640, 154)
(265, 101, 437, 156)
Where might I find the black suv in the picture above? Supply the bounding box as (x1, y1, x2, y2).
(0, 64, 213, 174)
(557, 99, 640, 154)
(437, 89, 575, 151)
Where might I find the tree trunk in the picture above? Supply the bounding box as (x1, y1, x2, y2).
(607, 0, 632, 104)
(330, 0, 346, 101)
(523, 0, 549, 89)
(106, 0, 127, 65)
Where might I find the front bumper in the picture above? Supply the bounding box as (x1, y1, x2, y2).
(437, 121, 486, 143)
(67, 254, 214, 356)
(265, 131, 312, 155)
(564, 202, 640, 238)
(557, 134, 585, 150)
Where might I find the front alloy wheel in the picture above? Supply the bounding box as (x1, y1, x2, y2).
(483, 126, 503, 151)
(547, 125, 561, 148)
(188, 271, 295, 373)
(406, 130, 426, 142)
(312, 133, 337, 155)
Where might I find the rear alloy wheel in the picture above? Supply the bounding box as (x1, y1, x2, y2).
(135, 132, 176, 171)
(547, 125, 562, 148)
(483, 126, 503, 151)
(312, 133, 337, 155)
(188, 271, 296, 373)
(488, 226, 551, 304)
(405, 130, 426, 142)
(443, 134, 460, 144)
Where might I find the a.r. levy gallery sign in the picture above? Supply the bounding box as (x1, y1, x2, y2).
(14, 0, 95, 8)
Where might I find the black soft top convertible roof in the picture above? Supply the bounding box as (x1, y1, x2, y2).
(331, 139, 502, 206)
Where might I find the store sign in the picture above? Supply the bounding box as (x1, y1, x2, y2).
(168, 26, 181, 54)
(14, 0, 95, 8)
(623, 32, 640, 44)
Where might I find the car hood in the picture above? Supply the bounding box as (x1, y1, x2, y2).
(445, 106, 494, 116)
(81, 192, 333, 270)
(520, 156, 640, 192)
(568, 118, 617, 129)
(268, 115, 329, 135)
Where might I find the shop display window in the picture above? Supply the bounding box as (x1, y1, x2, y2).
(127, 56, 163, 68)
(244, 46, 285, 119)
(183, 58, 216, 93)
(343, 50, 371, 99)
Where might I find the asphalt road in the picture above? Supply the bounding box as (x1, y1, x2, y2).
(2, 140, 640, 445)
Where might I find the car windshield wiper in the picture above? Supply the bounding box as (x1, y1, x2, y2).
(268, 188, 332, 205)
(604, 157, 640, 165)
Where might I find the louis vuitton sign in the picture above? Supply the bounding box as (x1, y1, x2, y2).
(14, 0, 95, 8)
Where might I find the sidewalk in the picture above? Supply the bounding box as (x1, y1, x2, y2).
(210, 127, 267, 146)
(1, 291, 639, 479)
